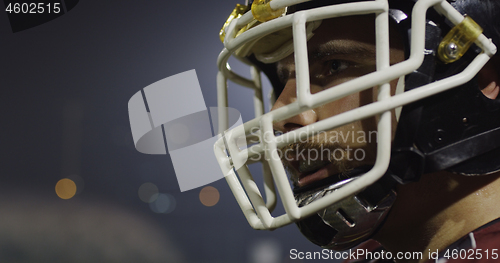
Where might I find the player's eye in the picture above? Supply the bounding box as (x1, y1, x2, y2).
(329, 60, 349, 75)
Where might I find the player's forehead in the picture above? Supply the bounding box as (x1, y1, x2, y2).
(309, 15, 376, 49)
(277, 15, 377, 67)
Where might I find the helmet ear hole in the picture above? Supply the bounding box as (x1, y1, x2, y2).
(480, 82, 500, 100)
(477, 58, 500, 100)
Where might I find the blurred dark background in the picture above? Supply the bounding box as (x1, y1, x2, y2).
(0, 0, 339, 262)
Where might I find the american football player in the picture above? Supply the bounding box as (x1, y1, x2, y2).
(215, 0, 500, 261)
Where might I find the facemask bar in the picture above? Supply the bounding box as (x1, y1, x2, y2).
(215, 0, 497, 230)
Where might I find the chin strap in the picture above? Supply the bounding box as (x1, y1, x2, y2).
(294, 167, 397, 250)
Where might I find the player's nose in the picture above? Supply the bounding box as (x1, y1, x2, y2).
(271, 78, 318, 133)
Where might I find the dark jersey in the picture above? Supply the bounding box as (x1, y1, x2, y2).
(343, 218, 500, 263)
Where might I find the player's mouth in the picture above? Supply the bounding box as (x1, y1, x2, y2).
(289, 158, 333, 187)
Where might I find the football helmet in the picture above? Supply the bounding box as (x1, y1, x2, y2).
(214, 0, 498, 250)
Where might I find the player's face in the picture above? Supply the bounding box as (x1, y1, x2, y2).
(271, 15, 404, 187)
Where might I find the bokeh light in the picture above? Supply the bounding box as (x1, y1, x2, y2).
(199, 186, 220, 207)
(55, 178, 77, 199)
(138, 182, 159, 203)
(149, 193, 176, 214)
